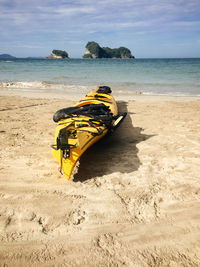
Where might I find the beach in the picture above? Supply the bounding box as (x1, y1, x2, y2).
(0, 86, 200, 266)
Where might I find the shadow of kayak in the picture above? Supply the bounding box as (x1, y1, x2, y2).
(74, 101, 154, 182)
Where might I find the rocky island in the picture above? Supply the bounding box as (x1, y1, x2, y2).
(83, 41, 134, 59)
(46, 50, 69, 59)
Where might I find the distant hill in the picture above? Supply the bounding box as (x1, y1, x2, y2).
(0, 54, 16, 59)
(83, 42, 134, 59)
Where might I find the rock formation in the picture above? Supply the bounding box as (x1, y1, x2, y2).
(83, 42, 134, 59)
(46, 50, 69, 59)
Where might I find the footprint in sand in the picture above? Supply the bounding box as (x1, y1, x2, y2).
(65, 209, 87, 226)
(96, 233, 121, 256)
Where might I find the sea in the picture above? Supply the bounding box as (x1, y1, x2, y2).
(0, 58, 200, 96)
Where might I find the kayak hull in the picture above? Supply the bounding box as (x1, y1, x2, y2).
(52, 86, 125, 180)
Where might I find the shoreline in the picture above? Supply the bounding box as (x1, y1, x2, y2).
(1, 83, 200, 102)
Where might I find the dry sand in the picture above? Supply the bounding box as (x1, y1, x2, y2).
(0, 88, 200, 266)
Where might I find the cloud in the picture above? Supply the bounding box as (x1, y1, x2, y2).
(67, 41, 85, 46)
(171, 20, 200, 27)
(36, 4, 96, 17)
(1, 0, 200, 57)
(1, 0, 200, 30)
(55, 6, 96, 16)
(6, 43, 44, 49)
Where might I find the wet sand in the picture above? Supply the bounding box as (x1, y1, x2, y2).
(0, 88, 200, 266)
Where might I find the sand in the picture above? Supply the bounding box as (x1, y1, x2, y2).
(0, 87, 200, 266)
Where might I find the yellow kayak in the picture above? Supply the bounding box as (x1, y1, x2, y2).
(52, 86, 126, 180)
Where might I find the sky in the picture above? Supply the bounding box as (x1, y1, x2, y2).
(0, 0, 200, 58)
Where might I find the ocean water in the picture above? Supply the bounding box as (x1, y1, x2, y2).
(0, 58, 200, 96)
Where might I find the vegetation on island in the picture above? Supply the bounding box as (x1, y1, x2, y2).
(83, 41, 134, 59)
(52, 50, 68, 58)
(46, 50, 69, 59)
(83, 42, 107, 58)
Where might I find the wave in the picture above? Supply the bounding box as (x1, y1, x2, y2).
(0, 81, 199, 97)
(0, 81, 48, 88)
(0, 81, 91, 95)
